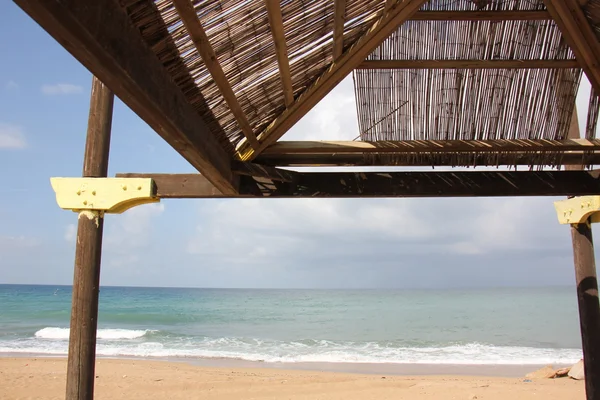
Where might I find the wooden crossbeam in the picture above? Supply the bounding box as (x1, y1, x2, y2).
(333, 0, 346, 60)
(235, 0, 428, 161)
(115, 170, 600, 198)
(357, 59, 580, 69)
(265, 0, 294, 107)
(173, 0, 259, 150)
(116, 173, 223, 198)
(231, 161, 297, 183)
(263, 139, 600, 155)
(409, 11, 551, 21)
(255, 170, 600, 198)
(14, 0, 237, 195)
(255, 152, 600, 167)
(544, 0, 600, 93)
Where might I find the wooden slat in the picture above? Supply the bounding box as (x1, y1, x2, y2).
(357, 59, 580, 69)
(172, 0, 259, 150)
(544, 0, 600, 93)
(116, 170, 600, 198)
(265, 0, 294, 107)
(263, 139, 600, 155)
(14, 0, 237, 194)
(409, 11, 551, 21)
(235, 0, 428, 161)
(333, 0, 346, 60)
(255, 152, 600, 167)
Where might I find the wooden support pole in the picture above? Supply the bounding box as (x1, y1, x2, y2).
(571, 220, 600, 399)
(66, 77, 114, 400)
(565, 108, 600, 400)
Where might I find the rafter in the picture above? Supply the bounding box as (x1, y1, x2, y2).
(235, 0, 428, 161)
(14, 0, 237, 194)
(333, 0, 346, 60)
(384, 0, 395, 14)
(409, 10, 551, 21)
(265, 0, 294, 107)
(544, 0, 600, 93)
(263, 139, 600, 155)
(173, 0, 259, 150)
(255, 152, 600, 167)
(357, 59, 580, 69)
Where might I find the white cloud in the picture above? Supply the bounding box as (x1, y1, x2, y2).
(285, 76, 358, 141)
(64, 224, 76, 243)
(104, 203, 165, 267)
(0, 123, 27, 149)
(186, 196, 563, 266)
(0, 235, 39, 251)
(41, 83, 83, 96)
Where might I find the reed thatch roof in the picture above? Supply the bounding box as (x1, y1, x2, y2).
(117, 0, 600, 164)
(355, 1, 580, 143)
(19, 0, 600, 183)
(123, 0, 395, 153)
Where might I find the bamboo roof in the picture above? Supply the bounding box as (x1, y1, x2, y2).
(122, 0, 393, 152)
(116, 0, 600, 165)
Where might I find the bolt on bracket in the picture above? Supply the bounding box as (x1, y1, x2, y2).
(50, 177, 159, 214)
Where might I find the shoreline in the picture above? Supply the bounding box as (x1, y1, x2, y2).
(0, 357, 583, 400)
(0, 353, 567, 378)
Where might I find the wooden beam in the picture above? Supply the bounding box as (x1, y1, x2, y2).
(544, 0, 600, 93)
(256, 170, 600, 198)
(14, 0, 237, 195)
(357, 59, 580, 69)
(383, 0, 395, 13)
(231, 161, 297, 183)
(409, 11, 552, 21)
(263, 139, 600, 155)
(114, 170, 600, 198)
(333, 0, 346, 60)
(265, 0, 294, 107)
(172, 0, 259, 150)
(66, 77, 113, 400)
(116, 173, 223, 198)
(255, 152, 600, 167)
(235, 0, 428, 160)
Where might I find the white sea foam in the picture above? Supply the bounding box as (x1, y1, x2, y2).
(34, 327, 151, 340)
(0, 333, 583, 365)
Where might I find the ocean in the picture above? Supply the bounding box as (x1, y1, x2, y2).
(0, 284, 583, 366)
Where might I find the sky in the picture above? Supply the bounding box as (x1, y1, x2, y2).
(0, 2, 597, 289)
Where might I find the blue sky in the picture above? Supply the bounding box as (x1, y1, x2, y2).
(0, 2, 595, 288)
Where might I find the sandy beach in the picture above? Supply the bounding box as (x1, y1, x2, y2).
(0, 357, 584, 400)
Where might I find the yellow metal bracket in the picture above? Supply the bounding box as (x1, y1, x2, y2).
(554, 196, 600, 225)
(50, 177, 159, 214)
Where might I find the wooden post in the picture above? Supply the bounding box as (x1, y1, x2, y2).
(566, 108, 600, 400)
(571, 221, 600, 399)
(66, 77, 114, 400)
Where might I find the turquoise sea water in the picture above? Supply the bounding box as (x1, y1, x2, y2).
(0, 285, 583, 365)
